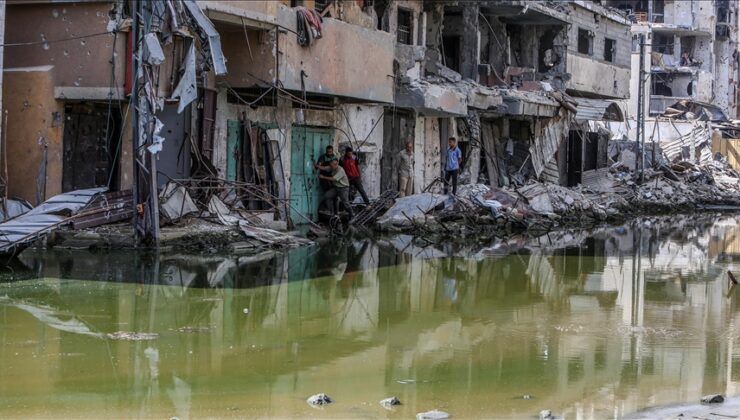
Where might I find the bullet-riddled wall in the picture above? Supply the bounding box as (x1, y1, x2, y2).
(2, 1, 128, 202)
(2, 67, 64, 205)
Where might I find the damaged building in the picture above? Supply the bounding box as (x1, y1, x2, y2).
(606, 0, 738, 118)
(0, 0, 635, 235)
(2, 0, 738, 249)
(389, 0, 631, 190)
(0, 0, 396, 232)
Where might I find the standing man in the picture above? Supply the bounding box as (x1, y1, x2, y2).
(315, 145, 338, 192)
(319, 160, 354, 218)
(340, 147, 370, 205)
(444, 137, 463, 195)
(398, 141, 415, 197)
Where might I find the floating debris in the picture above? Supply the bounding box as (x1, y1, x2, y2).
(416, 410, 450, 420)
(700, 394, 725, 404)
(379, 397, 402, 409)
(107, 331, 159, 341)
(175, 326, 211, 333)
(540, 409, 555, 420)
(306, 393, 333, 407)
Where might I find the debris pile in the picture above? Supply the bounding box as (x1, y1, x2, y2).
(375, 154, 740, 235)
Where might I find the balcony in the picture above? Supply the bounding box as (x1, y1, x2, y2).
(215, 5, 395, 103)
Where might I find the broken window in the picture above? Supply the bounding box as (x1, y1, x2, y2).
(651, 73, 673, 96)
(653, 33, 674, 55)
(538, 29, 558, 73)
(442, 35, 461, 72)
(604, 38, 616, 62)
(397, 7, 413, 45)
(577, 28, 593, 55)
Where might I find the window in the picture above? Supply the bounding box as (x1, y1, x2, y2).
(397, 8, 413, 45)
(577, 28, 593, 55)
(604, 38, 616, 62)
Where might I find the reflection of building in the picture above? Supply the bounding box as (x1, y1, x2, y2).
(3, 216, 740, 417)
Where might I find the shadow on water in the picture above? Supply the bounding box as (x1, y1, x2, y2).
(1, 214, 740, 418)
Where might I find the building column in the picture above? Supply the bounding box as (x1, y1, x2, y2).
(460, 3, 480, 82)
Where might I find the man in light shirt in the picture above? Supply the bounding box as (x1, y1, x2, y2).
(444, 137, 463, 195)
(319, 160, 354, 218)
(398, 141, 415, 197)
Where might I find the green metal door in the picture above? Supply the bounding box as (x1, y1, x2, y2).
(226, 120, 242, 182)
(290, 127, 333, 223)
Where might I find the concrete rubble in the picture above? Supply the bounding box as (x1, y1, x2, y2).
(376, 154, 740, 236)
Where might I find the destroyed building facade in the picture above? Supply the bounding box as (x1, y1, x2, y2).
(606, 0, 739, 119)
(391, 0, 631, 189)
(1, 0, 737, 237)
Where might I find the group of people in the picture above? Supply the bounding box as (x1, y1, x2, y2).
(315, 145, 368, 219)
(314, 136, 464, 219)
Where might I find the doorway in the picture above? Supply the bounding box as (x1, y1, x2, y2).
(62, 103, 121, 192)
(290, 126, 333, 223)
(380, 109, 415, 193)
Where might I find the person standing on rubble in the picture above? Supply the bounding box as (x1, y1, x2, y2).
(319, 160, 354, 219)
(398, 141, 415, 197)
(445, 137, 463, 195)
(315, 145, 338, 192)
(339, 147, 370, 205)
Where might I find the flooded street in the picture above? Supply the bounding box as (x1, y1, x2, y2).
(1, 216, 740, 418)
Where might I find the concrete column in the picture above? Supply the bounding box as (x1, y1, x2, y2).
(460, 3, 480, 81)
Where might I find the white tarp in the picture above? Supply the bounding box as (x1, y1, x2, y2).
(171, 44, 197, 114)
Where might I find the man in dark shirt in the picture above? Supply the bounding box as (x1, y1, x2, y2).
(339, 147, 369, 205)
(315, 145, 338, 191)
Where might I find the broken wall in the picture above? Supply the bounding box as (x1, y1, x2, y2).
(565, 4, 632, 99)
(334, 104, 385, 199)
(219, 7, 395, 103)
(5, 2, 127, 96)
(2, 67, 64, 204)
(664, 0, 714, 33)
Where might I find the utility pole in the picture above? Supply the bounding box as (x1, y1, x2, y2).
(636, 34, 646, 183)
(131, 0, 160, 246)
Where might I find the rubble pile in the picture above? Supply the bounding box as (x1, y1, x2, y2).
(624, 158, 740, 211)
(375, 156, 740, 235)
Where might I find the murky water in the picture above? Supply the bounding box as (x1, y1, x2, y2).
(1, 215, 740, 418)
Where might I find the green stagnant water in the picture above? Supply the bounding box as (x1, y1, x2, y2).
(1, 215, 740, 419)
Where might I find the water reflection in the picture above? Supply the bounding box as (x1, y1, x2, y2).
(1, 215, 739, 418)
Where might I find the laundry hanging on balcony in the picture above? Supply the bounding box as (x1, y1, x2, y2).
(296, 6, 323, 47)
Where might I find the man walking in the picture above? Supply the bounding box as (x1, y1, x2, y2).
(398, 141, 415, 197)
(319, 160, 354, 218)
(444, 137, 463, 195)
(340, 147, 369, 205)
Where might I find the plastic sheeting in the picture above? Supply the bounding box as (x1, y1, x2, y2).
(377, 193, 449, 229)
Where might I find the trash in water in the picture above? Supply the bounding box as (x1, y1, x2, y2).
(107, 331, 159, 341)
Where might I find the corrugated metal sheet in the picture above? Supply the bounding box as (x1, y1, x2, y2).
(575, 98, 625, 122)
(0, 188, 107, 256)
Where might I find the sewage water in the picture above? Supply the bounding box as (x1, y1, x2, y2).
(1, 215, 740, 419)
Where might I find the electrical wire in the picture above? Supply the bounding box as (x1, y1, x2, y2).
(2, 31, 113, 47)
